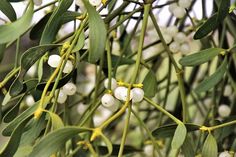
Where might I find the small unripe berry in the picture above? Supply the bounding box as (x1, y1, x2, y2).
(219, 151, 231, 157)
(163, 33, 172, 44)
(172, 6, 185, 18)
(131, 88, 144, 103)
(104, 78, 117, 90)
(180, 43, 190, 54)
(57, 90, 68, 104)
(25, 95, 35, 106)
(166, 26, 179, 37)
(62, 82, 77, 95)
(169, 41, 180, 53)
(101, 94, 115, 107)
(89, 0, 101, 6)
(178, 0, 191, 8)
(218, 104, 231, 118)
(168, 3, 178, 13)
(63, 60, 73, 73)
(48, 55, 61, 68)
(174, 32, 187, 43)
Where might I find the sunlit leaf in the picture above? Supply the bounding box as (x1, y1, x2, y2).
(202, 133, 218, 157)
(171, 123, 187, 150)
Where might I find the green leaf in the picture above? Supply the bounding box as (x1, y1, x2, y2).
(82, 0, 107, 63)
(30, 11, 81, 40)
(44, 111, 64, 130)
(40, 0, 73, 44)
(171, 123, 187, 150)
(98, 144, 141, 156)
(2, 96, 50, 136)
(216, 0, 230, 22)
(142, 70, 157, 97)
(152, 123, 200, 139)
(202, 133, 218, 157)
(0, 0, 17, 21)
(0, 44, 6, 63)
(9, 78, 25, 97)
(72, 30, 85, 53)
(2, 92, 12, 106)
(0, 116, 32, 157)
(20, 44, 61, 76)
(37, 69, 75, 91)
(14, 146, 33, 157)
(3, 94, 25, 123)
(29, 127, 90, 157)
(0, 1, 33, 44)
(179, 48, 224, 66)
(181, 136, 195, 157)
(100, 133, 113, 156)
(193, 14, 218, 40)
(195, 57, 227, 93)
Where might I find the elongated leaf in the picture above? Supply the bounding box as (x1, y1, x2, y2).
(100, 133, 113, 156)
(72, 30, 85, 53)
(195, 57, 227, 93)
(202, 133, 218, 157)
(20, 44, 61, 75)
(29, 127, 90, 157)
(193, 14, 218, 39)
(98, 144, 141, 156)
(216, 0, 230, 22)
(3, 94, 25, 123)
(152, 123, 200, 139)
(2, 96, 50, 136)
(0, 44, 6, 63)
(179, 48, 224, 66)
(82, 0, 107, 63)
(37, 69, 75, 91)
(143, 70, 157, 97)
(14, 146, 33, 157)
(0, 0, 17, 21)
(40, 0, 73, 44)
(45, 111, 64, 130)
(0, 1, 33, 44)
(9, 78, 25, 97)
(0, 116, 32, 157)
(171, 123, 187, 150)
(30, 11, 81, 40)
(2, 92, 11, 106)
(181, 136, 195, 157)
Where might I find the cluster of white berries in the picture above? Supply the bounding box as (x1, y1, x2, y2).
(161, 26, 190, 54)
(47, 54, 73, 74)
(169, 0, 192, 18)
(75, 0, 102, 8)
(57, 82, 77, 104)
(218, 104, 231, 118)
(101, 78, 145, 109)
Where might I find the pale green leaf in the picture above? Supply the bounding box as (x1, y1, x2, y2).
(202, 133, 218, 157)
(171, 123, 187, 150)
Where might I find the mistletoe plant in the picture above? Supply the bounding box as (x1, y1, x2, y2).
(0, 0, 236, 156)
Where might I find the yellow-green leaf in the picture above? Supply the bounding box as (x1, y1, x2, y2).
(143, 70, 157, 97)
(202, 133, 218, 157)
(171, 123, 187, 150)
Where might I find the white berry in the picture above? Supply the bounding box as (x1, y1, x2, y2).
(172, 6, 186, 18)
(131, 88, 144, 103)
(114, 86, 132, 101)
(75, 0, 86, 12)
(48, 55, 61, 68)
(62, 82, 77, 95)
(104, 78, 117, 90)
(174, 32, 187, 43)
(169, 41, 180, 53)
(101, 94, 115, 107)
(178, 0, 191, 8)
(63, 60, 73, 73)
(163, 33, 172, 44)
(25, 95, 35, 106)
(33, 0, 42, 6)
(166, 26, 179, 37)
(26, 64, 37, 77)
(144, 145, 154, 156)
(168, 3, 178, 13)
(89, 0, 101, 6)
(224, 85, 233, 97)
(218, 104, 231, 118)
(219, 151, 231, 157)
(57, 90, 68, 104)
(180, 43, 190, 54)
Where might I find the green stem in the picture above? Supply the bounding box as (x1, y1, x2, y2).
(118, 105, 131, 157)
(150, 11, 188, 122)
(144, 96, 181, 124)
(130, 3, 151, 84)
(0, 67, 20, 89)
(15, 38, 20, 68)
(106, 39, 112, 89)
